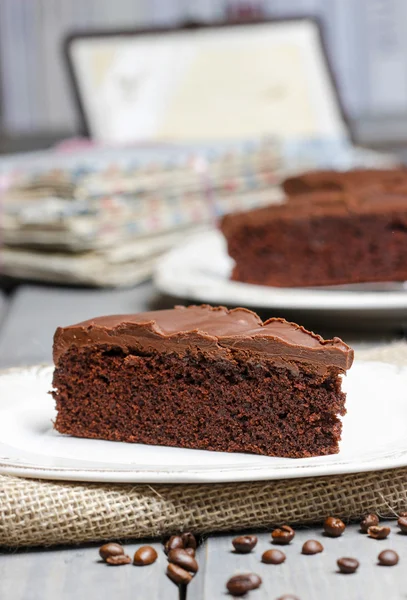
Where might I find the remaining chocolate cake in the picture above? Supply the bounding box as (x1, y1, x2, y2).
(221, 189, 407, 287)
(52, 305, 353, 458)
(283, 168, 407, 195)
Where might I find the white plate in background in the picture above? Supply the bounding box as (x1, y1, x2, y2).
(154, 229, 407, 315)
(0, 361, 405, 483)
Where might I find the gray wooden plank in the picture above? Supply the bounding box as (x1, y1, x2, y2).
(0, 283, 173, 368)
(0, 541, 179, 600)
(0, 291, 8, 328)
(186, 540, 207, 598)
(197, 522, 406, 600)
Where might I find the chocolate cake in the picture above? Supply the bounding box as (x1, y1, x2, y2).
(282, 168, 407, 195)
(52, 305, 353, 458)
(221, 189, 407, 287)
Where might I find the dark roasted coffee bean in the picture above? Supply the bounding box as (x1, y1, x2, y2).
(378, 550, 399, 566)
(324, 517, 345, 537)
(133, 545, 158, 566)
(360, 513, 379, 533)
(232, 535, 258, 554)
(106, 554, 132, 565)
(368, 525, 390, 540)
(271, 525, 295, 545)
(167, 562, 193, 585)
(398, 516, 407, 533)
(302, 540, 323, 555)
(184, 547, 195, 557)
(99, 542, 125, 561)
(262, 549, 286, 564)
(226, 573, 261, 596)
(164, 535, 184, 555)
(168, 548, 199, 573)
(181, 532, 197, 550)
(337, 557, 359, 574)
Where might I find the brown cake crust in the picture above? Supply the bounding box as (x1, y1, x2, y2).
(52, 306, 353, 458)
(221, 189, 407, 287)
(283, 168, 407, 195)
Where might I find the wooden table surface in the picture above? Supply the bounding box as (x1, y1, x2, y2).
(0, 282, 405, 600)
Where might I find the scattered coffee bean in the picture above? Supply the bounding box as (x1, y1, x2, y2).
(133, 545, 158, 566)
(378, 550, 399, 566)
(184, 547, 196, 557)
(398, 516, 407, 533)
(164, 535, 184, 555)
(181, 532, 197, 550)
(99, 542, 126, 561)
(368, 525, 390, 540)
(167, 563, 193, 585)
(168, 548, 199, 573)
(272, 525, 295, 545)
(337, 557, 359, 574)
(360, 513, 379, 533)
(232, 535, 258, 554)
(226, 573, 262, 596)
(324, 517, 345, 537)
(262, 549, 286, 564)
(105, 554, 132, 566)
(302, 540, 323, 555)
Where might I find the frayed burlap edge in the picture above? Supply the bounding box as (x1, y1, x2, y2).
(1, 467, 407, 547)
(0, 342, 406, 547)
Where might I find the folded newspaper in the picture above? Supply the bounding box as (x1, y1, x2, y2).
(0, 138, 397, 287)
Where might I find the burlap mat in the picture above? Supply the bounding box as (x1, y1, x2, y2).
(1, 342, 407, 547)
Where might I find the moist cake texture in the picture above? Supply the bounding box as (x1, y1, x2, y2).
(52, 305, 353, 458)
(221, 187, 407, 287)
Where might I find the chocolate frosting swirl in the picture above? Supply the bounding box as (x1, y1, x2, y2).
(53, 305, 353, 374)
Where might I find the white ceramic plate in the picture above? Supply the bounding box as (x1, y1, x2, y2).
(154, 229, 407, 315)
(0, 361, 405, 483)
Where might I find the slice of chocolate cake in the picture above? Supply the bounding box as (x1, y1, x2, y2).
(283, 168, 407, 195)
(52, 305, 353, 458)
(221, 189, 407, 287)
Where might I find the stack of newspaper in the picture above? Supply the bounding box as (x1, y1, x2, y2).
(0, 138, 396, 287)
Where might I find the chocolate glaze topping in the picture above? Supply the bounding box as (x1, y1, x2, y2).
(222, 189, 407, 236)
(53, 305, 353, 373)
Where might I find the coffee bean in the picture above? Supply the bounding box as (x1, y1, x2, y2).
(167, 563, 193, 585)
(324, 517, 345, 537)
(105, 554, 132, 565)
(133, 545, 158, 566)
(378, 550, 399, 566)
(302, 540, 323, 555)
(232, 535, 258, 554)
(276, 596, 300, 600)
(337, 557, 359, 574)
(226, 574, 262, 596)
(368, 525, 390, 540)
(360, 513, 379, 533)
(184, 547, 196, 557)
(271, 525, 295, 545)
(262, 549, 286, 564)
(181, 532, 197, 550)
(164, 535, 184, 555)
(99, 542, 125, 561)
(168, 548, 199, 573)
(398, 516, 407, 533)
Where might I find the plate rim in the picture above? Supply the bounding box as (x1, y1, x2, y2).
(0, 362, 407, 483)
